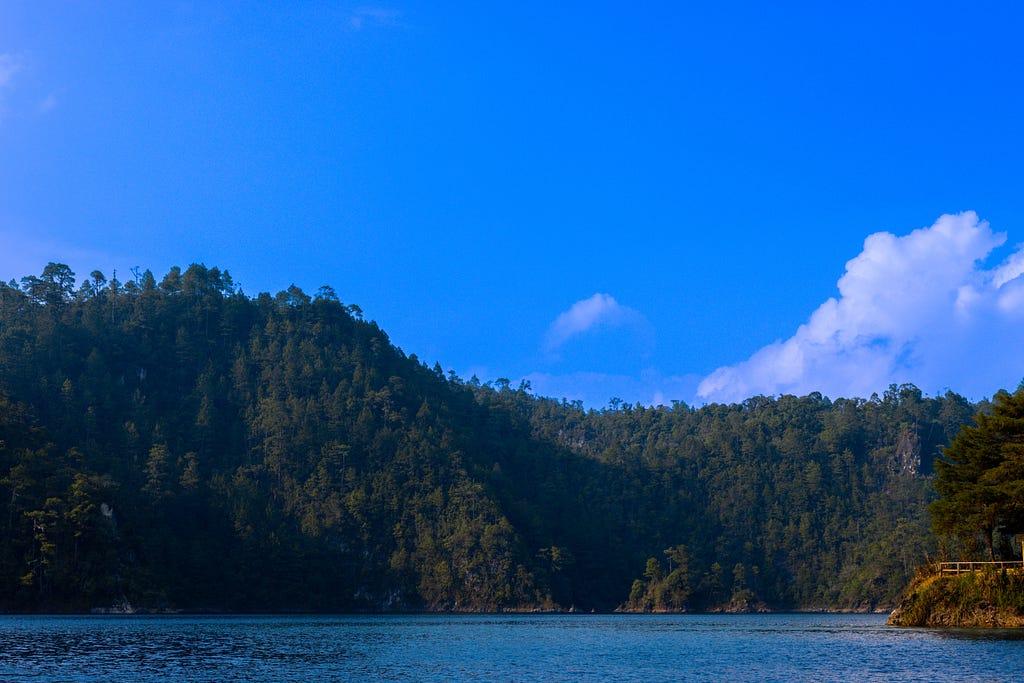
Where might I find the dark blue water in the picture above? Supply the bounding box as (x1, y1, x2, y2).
(1, 613, 1021, 682)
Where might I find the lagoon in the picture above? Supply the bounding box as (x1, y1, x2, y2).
(1, 613, 1022, 682)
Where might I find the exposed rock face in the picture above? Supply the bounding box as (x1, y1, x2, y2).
(889, 427, 921, 476)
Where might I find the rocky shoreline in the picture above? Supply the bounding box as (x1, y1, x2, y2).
(887, 567, 1024, 628)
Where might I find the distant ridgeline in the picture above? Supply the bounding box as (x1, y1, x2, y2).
(0, 263, 980, 613)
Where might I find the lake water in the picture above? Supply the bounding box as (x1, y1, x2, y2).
(1, 613, 1022, 682)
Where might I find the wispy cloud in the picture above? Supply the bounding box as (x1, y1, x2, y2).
(0, 53, 23, 122)
(37, 92, 58, 114)
(544, 293, 651, 354)
(0, 54, 20, 87)
(0, 54, 59, 119)
(348, 7, 403, 30)
(0, 227, 122, 287)
(696, 211, 1024, 403)
(525, 369, 701, 410)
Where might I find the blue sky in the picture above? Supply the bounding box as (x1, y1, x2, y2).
(3, 1, 1024, 408)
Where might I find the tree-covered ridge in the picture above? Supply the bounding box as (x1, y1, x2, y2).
(1, 263, 551, 611)
(482, 384, 975, 610)
(0, 263, 978, 612)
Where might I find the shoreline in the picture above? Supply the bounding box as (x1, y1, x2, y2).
(887, 568, 1024, 628)
(0, 605, 897, 617)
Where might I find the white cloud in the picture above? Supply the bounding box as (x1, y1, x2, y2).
(0, 54, 20, 88)
(349, 7, 403, 30)
(543, 293, 649, 353)
(0, 53, 23, 122)
(525, 369, 700, 410)
(37, 92, 58, 114)
(696, 212, 1024, 403)
(0, 227, 121, 287)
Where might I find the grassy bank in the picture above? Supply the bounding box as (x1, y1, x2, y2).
(888, 564, 1024, 627)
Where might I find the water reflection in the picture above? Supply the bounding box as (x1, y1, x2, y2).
(929, 627, 1024, 642)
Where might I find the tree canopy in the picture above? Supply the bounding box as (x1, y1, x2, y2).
(0, 262, 981, 612)
(931, 386, 1024, 559)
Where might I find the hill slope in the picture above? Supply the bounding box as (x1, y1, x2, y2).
(0, 264, 976, 612)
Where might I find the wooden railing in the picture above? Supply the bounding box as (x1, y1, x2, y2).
(939, 561, 1024, 575)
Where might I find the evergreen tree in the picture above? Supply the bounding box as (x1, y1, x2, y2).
(931, 386, 1024, 559)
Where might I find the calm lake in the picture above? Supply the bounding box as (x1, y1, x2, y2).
(1, 613, 1022, 682)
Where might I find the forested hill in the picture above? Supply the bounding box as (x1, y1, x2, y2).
(0, 264, 978, 613)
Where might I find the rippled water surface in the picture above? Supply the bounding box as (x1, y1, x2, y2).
(1, 613, 1022, 682)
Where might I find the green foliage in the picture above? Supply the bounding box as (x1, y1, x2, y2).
(0, 263, 979, 613)
(480, 384, 969, 611)
(626, 546, 692, 611)
(890, 566, 1024, 627)
(931, 386, 1024, 559)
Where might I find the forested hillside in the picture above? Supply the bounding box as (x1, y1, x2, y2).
(0, 264, 978, 612)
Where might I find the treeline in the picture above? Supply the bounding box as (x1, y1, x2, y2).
(475, 379, 975, 610)
(0, 263, 978, 612)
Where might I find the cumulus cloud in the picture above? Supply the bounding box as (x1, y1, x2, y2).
(544, 293, 650, 354)
(696, 212, 1024, 404)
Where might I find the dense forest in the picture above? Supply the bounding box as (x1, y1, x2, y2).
(0, 263, 983, 613)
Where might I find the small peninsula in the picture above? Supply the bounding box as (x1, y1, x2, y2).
(889, 386, 1024, 628)
(888, 564, 1024, 628)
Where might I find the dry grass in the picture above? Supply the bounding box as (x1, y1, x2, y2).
(888, 566, 1024, 628)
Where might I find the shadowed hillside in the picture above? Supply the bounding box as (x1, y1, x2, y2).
(0, 263, 976, 612)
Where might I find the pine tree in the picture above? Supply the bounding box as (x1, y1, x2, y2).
(931, 386, 1024, 559)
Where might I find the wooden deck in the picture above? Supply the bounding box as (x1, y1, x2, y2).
(939, 561, 1024, 575)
